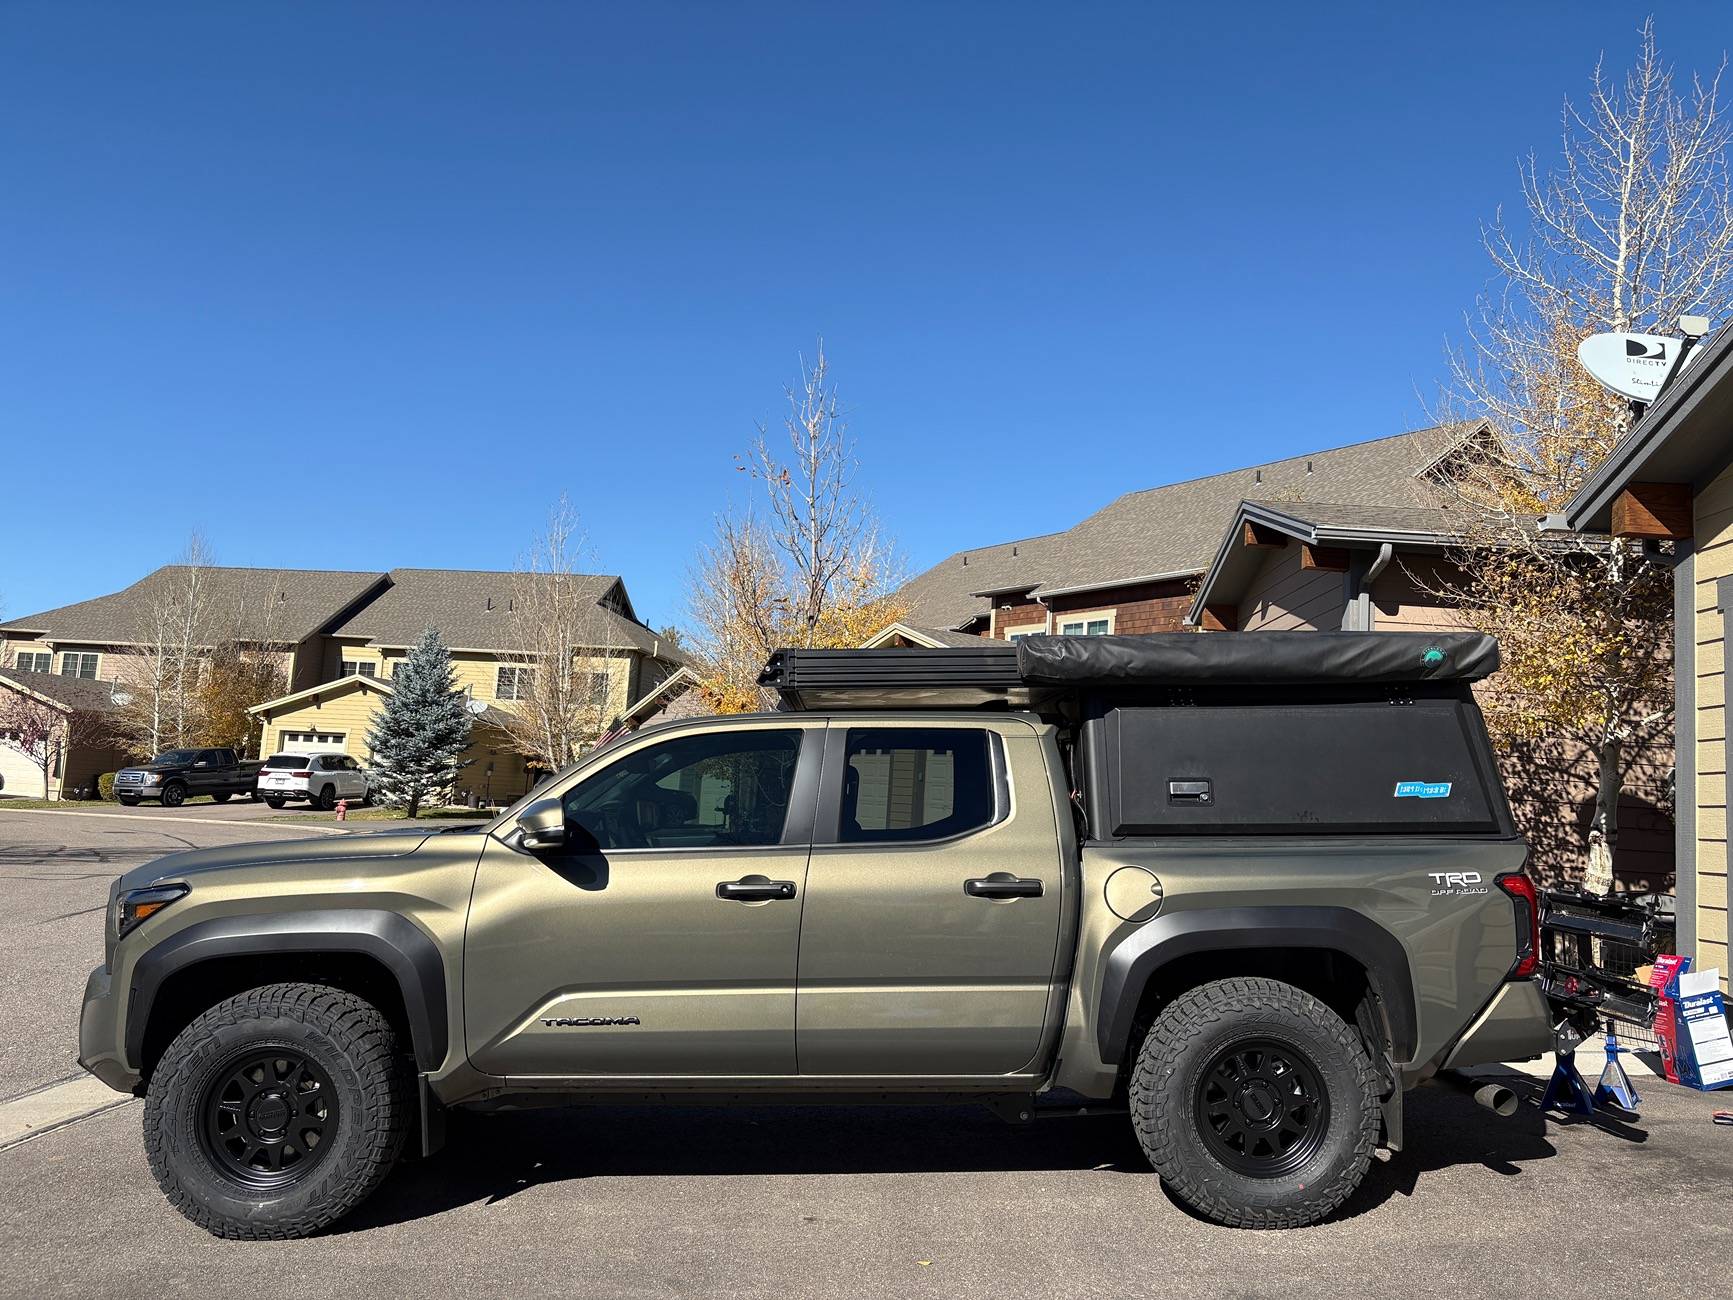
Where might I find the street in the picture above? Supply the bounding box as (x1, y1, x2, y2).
(3, 809, 1730, 1298)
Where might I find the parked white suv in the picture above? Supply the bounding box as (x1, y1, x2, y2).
(256, 752, 371, 810)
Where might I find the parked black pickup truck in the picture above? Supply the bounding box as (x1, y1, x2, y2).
(113, 748, 264, 807)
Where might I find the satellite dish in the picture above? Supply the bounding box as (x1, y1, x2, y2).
(110, 690, 132, 706)
(1577, 331, 1707, 402)
(466, 698, 488, 716)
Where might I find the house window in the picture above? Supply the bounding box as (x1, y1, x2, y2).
(1004, 627, 1045, 641)
(497, 666, 534, 700)
(1057, 612, 1115, 637)
(14, 652, 51, 673)
(60, 652, 99, 679)
(339, 661, 377, 678)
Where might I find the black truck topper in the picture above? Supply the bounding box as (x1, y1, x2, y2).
(760, 631, 1499, 711)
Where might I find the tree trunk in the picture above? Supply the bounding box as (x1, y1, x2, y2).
(1584, 735, 1623, 896)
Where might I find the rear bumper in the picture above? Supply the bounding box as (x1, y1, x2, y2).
(1441, 980, 1552, 1070)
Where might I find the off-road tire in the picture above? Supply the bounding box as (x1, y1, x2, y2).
(143, 982, 411, 1240)
(265, 797, 285, 809)
(314, 784, 336, 811)
(211, 792, 232, 803)
(160, 783, 187, 808)
(1129, 977, 1378, 1229)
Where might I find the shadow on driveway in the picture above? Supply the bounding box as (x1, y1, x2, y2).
(339, 1082, 1582, 1236)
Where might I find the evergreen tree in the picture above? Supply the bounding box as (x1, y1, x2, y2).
(366, 626, 472, 818)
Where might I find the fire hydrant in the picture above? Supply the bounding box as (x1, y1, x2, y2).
(335, 798, 348, 821)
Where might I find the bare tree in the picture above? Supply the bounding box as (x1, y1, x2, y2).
(1432, 22, 1730, 886)
(688, 343, 907, 711)
(498, 496, 624, 770)
(0, 688, 96, 802)
(115, 534, 216, 757)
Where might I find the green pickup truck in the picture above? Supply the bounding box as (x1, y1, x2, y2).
(78, 632, 1549, 1238)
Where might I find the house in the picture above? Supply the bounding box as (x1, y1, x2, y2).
(0, 670, 130, 800)
(1, 566, 685, 804)
(897, 426, 1472, 638)
(892, 424, 1674, 889)
(1565, 322, 1733, 988)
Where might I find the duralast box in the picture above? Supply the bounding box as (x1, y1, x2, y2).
(1647, 955, 1691, 1083)
(1672, 968, 1733, 1091)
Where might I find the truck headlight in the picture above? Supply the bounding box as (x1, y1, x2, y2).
(112, 883, 188, 940)
(140, 773, 161, 785)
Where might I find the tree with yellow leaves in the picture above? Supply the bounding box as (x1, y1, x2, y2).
(688, 343, 907, 712)
(1431, 23, 1727, 886)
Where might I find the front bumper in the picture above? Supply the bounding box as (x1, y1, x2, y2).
(1441, 980, 1553, 1070)
(77, 965, 140, 1094)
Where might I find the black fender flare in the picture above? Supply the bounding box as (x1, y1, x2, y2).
(1095, 906, 1416, 1065)
(126, 910, 448, 1071)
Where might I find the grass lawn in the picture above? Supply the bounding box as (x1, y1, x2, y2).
(267, 805, 498, 824)
(0, 794, 237, 811)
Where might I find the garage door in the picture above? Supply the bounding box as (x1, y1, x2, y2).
(0, 739, 47, 799)
(281, 731, 346, 755)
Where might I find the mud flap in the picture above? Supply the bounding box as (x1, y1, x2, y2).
(419, 1073, 447, 1157)
(1379, 1087, 1403, 1152)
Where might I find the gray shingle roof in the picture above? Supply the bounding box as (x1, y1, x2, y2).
(1245, 499, 1468, 539)
(0, 668, 124, 714)
(328, 569, 680, 660)
(898, 426, 1466, 627)
(0, 567, 387, 646)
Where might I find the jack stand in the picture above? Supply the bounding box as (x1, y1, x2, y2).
(1541, 1047, 1599, 1116)
(1594, 1021, 1641, 1110)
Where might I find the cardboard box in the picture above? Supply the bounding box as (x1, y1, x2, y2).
(1647, 955, 1691, 1083)
(1672, 968, 1733, 1091)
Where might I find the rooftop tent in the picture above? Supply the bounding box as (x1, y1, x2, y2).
(759, 632, 1500, 710)
(1015, 631, 1499, 687)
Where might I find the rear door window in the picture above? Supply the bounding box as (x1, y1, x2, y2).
(839, 728, 999, 844)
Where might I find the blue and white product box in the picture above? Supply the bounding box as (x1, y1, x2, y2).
(1672, 968, 1733, 1091)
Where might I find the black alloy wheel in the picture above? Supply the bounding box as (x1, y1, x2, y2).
(315, 785, 336, 811)
(1193, 1038, 1330, 1178)
(199, 1050, 339, 1189)
(161, 783, 186, 807)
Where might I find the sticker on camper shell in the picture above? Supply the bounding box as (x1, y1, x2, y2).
(1394, 780, 1452, 799)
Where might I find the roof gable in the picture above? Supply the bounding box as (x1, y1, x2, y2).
(896, 425, 1468, 628)
(1, 567, 388, 647)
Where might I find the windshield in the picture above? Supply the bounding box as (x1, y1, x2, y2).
(150, 750, 201, 765)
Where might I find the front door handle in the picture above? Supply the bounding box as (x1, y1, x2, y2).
(964, 875, 1044, 899)
(716, 878, 797, 902)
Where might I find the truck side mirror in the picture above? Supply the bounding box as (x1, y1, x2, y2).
(515, 796, 567, 853)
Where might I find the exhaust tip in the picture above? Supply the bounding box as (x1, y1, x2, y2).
(1474, 1082, 1519, 1117)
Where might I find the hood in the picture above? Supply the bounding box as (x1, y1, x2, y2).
(117, 827, 477, 890)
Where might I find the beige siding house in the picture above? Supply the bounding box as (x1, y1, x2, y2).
(1566, 323, 1733, 987)
(1, 565, 685, 803)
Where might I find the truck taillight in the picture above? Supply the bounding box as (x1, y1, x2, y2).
(1496, 872, 1540, 979)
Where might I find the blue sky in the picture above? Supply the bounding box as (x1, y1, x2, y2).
(3, 3, 1730, 630)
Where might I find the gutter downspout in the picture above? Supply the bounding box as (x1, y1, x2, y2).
(1344, 543, 1394, 632)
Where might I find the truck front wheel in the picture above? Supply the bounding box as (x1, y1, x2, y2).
(1129, 977, 1378, 1229)
(142, 982, 411, 1239)
(160, 783, 186, 808)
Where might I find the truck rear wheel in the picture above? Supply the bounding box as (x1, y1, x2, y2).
(142, 982, 411, 1239)
(211, 792, 231, 803)
(1129, 977, 1378, 1229)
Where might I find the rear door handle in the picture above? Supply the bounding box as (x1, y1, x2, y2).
(964, 876, 1044, 899)
(716, 878, 797, 902)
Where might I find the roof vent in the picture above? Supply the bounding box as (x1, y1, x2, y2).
(962, 555, 969, 566)
(1306, 460, 1313, 475)
(1255, 469, 1263, 484)
(1012, 545, 1019, 557)
(485, 597, 493, 612)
